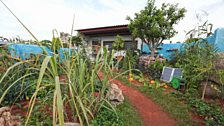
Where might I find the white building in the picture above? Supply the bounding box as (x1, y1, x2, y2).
(76, 24, 142, 57)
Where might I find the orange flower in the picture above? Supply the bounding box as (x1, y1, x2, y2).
(164, 84, 168, 89)
(150, 80, 155, 84)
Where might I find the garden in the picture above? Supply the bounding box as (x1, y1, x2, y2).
(1, 0, 224, 126)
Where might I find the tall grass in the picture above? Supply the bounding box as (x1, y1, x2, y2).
(0, 1, 124, 125)
(0, 41, 120, 126)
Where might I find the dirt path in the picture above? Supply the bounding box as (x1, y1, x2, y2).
(111, 79, 177, 126)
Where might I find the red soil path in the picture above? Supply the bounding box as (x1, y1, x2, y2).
(111, 79, 176, 126)
(99, 71, 176, 125)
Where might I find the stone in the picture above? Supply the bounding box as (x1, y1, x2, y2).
(0, 117, 5, 126)
(0, 107, 21, 126)
(200, 81, 221, 98)
(207, 53, 224, 86)
(8, 121, 21, 126)
(106, 83, 124, 105)
(0, 107, 10, 115)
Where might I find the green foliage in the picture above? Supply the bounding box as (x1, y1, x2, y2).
(0, 50, 40, 106)
(121, 50, 139, 70)
(148, 60, 167, 79)
(24, 104, 53, 126)
(0, 45, 122, 125)
(177, 92, 224, 126)
(69, 35, 82, 46)
(92, 99, 143, 126)
(0, 1, 122, 125)
(0, 77, 36, 106)
(127, 0, 186, 56)
(51, 37, 61, 53)
(116, 98, 143, 126)
(112, 35, 124, 51)
(185, 38, 201, 43)
(171, 41, 217, 90)
(40, 40, 52, 47)
(92, 108, 123, 126)
(0, 46, 12, 71)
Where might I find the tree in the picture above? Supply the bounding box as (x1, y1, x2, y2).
(112, 35, 124, 51)
(127, 0, 186, 57)
(113, 35, 124, 63)
(69, 34, 82, 47)
(41, 40, 52, 47)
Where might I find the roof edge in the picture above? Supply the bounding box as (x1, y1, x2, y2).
(76, 24, 128, 31)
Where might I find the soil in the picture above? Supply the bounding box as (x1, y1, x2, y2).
(0, 66, 6, 72)
(10, 100, 30, 117)
(190, 112, 205, 126)
(10, 100, 75, 122)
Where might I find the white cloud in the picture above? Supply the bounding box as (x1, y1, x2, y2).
(0, 0, 223, 42)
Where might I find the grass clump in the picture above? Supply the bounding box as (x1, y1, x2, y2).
(92, 98, 143, 126)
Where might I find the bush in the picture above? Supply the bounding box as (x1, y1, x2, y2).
(91, 108, 124, 126)
(171, 41, 217, 90)
(177, 92, 224, 126)
(147, 60, 167, 79)
(121, 50, 139, 71)
(0, 63, 39, 106)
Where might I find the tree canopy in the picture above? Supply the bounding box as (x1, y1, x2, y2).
(112, 35, 124, 51)
(69, 35, 82, 46)
(127, 0, 186, 57)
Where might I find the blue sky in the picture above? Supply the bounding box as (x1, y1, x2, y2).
(0, 0, 224, 42)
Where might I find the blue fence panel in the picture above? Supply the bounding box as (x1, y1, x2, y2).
(209, 28, 224, 52)
(142, 28, 224, 60)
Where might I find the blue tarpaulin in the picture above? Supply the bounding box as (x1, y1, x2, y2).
(142, 43, 183, 60)
(143, 28, 224, 60)
(8, 44, 52, 60)
(7, 44, 76, 61)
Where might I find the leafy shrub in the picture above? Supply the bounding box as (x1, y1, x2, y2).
(0, 63, 39, 106)
(147, 60, 167, 79)
(91, 108, 124, 126)
(23, 104, 53, 126)
(171, 41, 217, 90)
(177, 92, 224, 126)
(121, 50, 139, 71)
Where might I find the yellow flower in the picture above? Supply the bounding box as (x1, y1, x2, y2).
(26, 96, 29, 100)
(129, 77, 134, 82)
